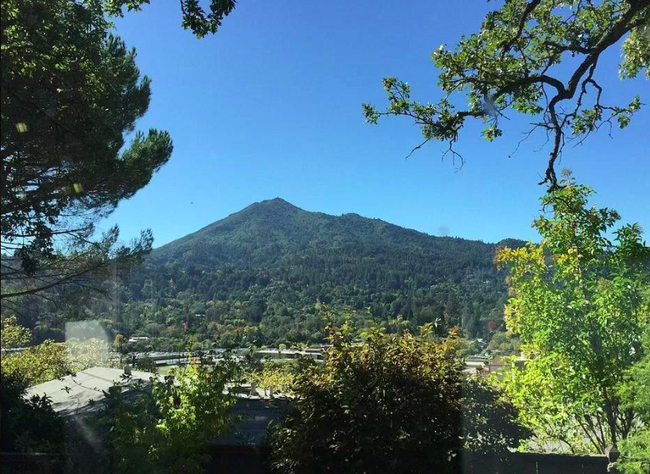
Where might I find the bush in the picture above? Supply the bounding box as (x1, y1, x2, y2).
(96, 357, 242, 474)
(268, 323, 530, 473)
(2, 317, 113, 385)
(0, 373, 64, 454)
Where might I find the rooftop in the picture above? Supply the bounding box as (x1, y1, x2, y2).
(25, 367, 158, 417)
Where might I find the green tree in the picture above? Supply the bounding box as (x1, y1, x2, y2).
(1, 339, 69, 385)
(66, 337, 111, 372)
(248, 360, 298, 397)
(495, 175, 650, 453)
(1, 315, 31, 348)
(1, 338, 112, 386)
(1, 316, 112, 385)
(269, 322, 530, 473)
(113, 333, 127, 353)
(364, 0, 649, 189)
(617, 323, 650, 473)
(1, 0, 172, 301)
(99, 357, 241, 473)
(0, 372, 64, 454)
(104, 0, 236, 38)
(488, 331, 522, 356)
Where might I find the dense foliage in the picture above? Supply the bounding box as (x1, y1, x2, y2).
(248, 360, 299, 397)
(487, 331, 522, 356)
(0, 355, 241, 474)
(1, 0, 172, 302)
(364, 0, 649, 188)
(104, 0, 236, 38)
(617, 322, 650, 473)
(1, 315, 111, 385)
(496, 175, 650, 453)
(269, 323, 531, 473)
(0, 315, 30, 348)
(92, 358, 240, 474)
(0, 373, 65, 454)
(28, 198, 522, 348)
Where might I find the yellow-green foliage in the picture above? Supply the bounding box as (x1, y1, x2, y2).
(66, 337, 111, 373)
(617, 323, 650, 473)
(249, 362, 296, 396)
(1, 340, 68, 385)
(1, 316, 31, 348)
(1, 316, 112, 385)
(101, 358, 241, 474)
(496, 177, 650, 454)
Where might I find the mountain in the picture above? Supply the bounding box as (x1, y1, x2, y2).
(151, 197, 503, 273)
(107, 198, 522, 347)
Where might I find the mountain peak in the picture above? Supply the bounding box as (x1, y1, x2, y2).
(145, 200, 516, 341)
(259, 197, 296, 207)
(244, 197, 301, 215)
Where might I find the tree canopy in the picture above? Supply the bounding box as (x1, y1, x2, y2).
(1, 0, 173, 301)
(87, 358, 240, 474)
(27, 199, 515, 348)
(496, 174, 650, 453)
(269, 322, 530, 473)
(364, 0, 650, 189)
(1, 315, 111, 385)
(104, 0, 237, 38)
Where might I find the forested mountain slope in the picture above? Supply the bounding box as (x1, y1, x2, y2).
(110, 198, 523, 346)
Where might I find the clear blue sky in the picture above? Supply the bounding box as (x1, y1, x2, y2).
(104, 0, 649, 247)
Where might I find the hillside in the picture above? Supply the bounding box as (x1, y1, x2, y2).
(150, 198, 506, 281)
(105, 198, 522, 347)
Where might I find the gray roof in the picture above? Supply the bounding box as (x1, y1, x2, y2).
(25, 367, 287, 447)
(25, 367, 158, 417)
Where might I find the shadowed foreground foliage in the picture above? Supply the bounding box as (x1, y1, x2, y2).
(1, 0, 172, 303)
(0, 374, 64, 455)
(269, 324, 531, 474)
(88, 359, 241, 474)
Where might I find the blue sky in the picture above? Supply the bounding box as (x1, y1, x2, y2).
(104, 0, 649, 247)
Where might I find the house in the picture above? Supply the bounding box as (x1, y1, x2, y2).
(254, 348, 323, 361)
(24, 367, 285, 474)
(25, 367, 158, 417)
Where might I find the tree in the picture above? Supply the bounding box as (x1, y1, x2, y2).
(617, 322, 650, 473)
(97, 357, 241, 474)
(1, 316, 112, 385)
(495, 174, 650, 453)
(363, 0, 650, 189)
(0, 372, 65, 454)
(1, 339, 69, 386)
(0, 315, 31, 348)
(269, 323, 530, 474)
(104, 0, 236, 38)
(488, 331, 522, 356)
(1, 0, 172, 301)
(248, 360, 299, 397)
